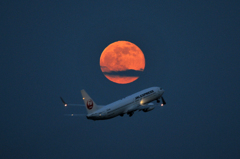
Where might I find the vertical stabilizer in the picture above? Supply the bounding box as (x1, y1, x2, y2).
(81, 89, 99, 114)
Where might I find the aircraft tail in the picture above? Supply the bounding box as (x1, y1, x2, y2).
(81, 89, 99, 114)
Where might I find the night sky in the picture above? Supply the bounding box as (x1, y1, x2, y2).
(1, 1, 240, 159)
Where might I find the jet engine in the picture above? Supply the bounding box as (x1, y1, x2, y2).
(143, 106, 155, 112)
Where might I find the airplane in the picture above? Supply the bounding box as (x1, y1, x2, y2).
(60, 86, 166, 120)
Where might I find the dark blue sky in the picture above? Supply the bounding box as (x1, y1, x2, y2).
(1, 1, 240, 158)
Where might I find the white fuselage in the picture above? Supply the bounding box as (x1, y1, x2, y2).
(86, 87, 164, 120)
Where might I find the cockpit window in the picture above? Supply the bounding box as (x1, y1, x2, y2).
(160, 87, 162, 90)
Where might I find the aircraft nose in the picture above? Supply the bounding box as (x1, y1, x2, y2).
(159, 88, 164, 95)
(161, 90, 164, 95)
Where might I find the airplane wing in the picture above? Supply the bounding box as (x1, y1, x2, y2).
(60, 97, 85, 107)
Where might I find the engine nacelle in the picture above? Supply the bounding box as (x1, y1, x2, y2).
(143, 106, 155, 112)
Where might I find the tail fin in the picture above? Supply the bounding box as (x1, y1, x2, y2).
(81, 89, 99, 114)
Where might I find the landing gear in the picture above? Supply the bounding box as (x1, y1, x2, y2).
(157, 97, 166, 105)
(128, 112, 134, 117)
(120, 114, 124, 117)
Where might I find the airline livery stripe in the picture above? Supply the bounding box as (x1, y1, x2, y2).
(135, 90, 154, 100)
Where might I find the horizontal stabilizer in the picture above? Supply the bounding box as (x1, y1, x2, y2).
(64, 104, 85, 106)
(64, 114, 86, 117)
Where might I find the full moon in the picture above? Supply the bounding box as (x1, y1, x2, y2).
(100, 41, 145, 84)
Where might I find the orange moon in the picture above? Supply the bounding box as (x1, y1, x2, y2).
(100, 41, 145, 84)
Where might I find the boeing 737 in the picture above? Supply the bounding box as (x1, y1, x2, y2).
(60, 86, 166, 120)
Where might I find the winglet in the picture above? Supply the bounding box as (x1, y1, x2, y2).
(60, 97, 68, 107)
